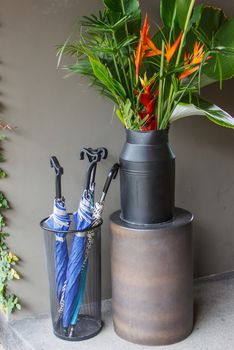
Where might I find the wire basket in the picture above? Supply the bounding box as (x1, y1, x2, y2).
(40, 214, 103, 341)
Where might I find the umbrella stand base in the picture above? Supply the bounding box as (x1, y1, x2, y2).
(110, 208, 193, 346)
(41, 214, 103, 343)
(53, 315, 103, 341)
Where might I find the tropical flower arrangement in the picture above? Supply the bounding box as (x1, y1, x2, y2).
(58, 0, 234, 131)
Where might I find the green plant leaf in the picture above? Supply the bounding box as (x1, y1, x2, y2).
(191, 74, 217, 89)
(116, 109, 126, 125)
(160, 0, 176, 28)
(197, 6, 227, 43)
(176, 0, 194, 29)
(16, 303, 21, 310)
(89, 57, 126, 99)
(104, 0, 141, 37)
(187, 4, 204, 31)
(0, 169, 7, 178)
(0, 192, 9, 209)
(203, 19, 234, 81)
(0, 214, 6, 229)
(170, 96, 234, 128)
(104, 0, 139, 15)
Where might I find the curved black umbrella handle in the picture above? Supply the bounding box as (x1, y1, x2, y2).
(80, 147, 108, 162)
(80, 147, 108, 190)
(100, 163, 120, 203)
(50, 156, 64, 199)
(85, 160, 99, 191)
(96, 147, 108, 160)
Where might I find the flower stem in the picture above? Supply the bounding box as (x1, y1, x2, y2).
(157, 41, 165, 128)
(160, 0, 196, 128)
(175, 0, 196, 67)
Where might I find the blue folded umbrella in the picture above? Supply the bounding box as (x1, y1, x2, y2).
(46, 199, 70, 301)
(70, 163, 120, 327)
(62, 189, 93, 329)
(46, 157, 71, 302)
(69, 182, 96, 327)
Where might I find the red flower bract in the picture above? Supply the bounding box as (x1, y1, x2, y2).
(135, 74, 159, 131)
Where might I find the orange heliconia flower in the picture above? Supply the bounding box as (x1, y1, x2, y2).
(135, 15, 161, 79)
(135, 73, 159, 131)
(179, 41, 209, 80)
(165, 32, 182, 63)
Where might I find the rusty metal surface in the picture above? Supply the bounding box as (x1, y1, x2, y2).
(110, 208, 193, 346)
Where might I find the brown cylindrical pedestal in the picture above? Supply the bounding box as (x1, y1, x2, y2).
(110, 208, 193, 346)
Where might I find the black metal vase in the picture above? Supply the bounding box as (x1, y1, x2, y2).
(120, 129, 175, 225)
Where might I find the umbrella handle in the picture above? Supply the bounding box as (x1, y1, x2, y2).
(96, 147, 108, 160)
(50, 156, 64, 199)
(85, 160, 99, 191)
(100, 163, 120, 202)
(90, 149, 107, 186)
(80, 147, 108, 190)
(80, 147, 108, 163)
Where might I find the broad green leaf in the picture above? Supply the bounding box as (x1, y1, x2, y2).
(192, 74, 217, 89)
(89, 57, 126, 99)
(170, 96, 234, 128)
(203, 19, 234, 81)
(176, 0, 194, 29)
(187, 4, 204, 31)
(198, 6, 227, 43)
(161, 0, 202, 30)
(160, 0, 176, 28)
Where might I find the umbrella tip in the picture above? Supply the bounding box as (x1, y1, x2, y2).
(63, 327, 69, 337)
(69, 326, 75, 338)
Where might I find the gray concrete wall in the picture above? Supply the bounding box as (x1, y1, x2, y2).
(1, 0, 234, 320)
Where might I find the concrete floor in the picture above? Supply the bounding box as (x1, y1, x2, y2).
(2, 277, 234, 349)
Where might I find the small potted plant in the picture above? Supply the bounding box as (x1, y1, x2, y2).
(58, 0, 234, 226)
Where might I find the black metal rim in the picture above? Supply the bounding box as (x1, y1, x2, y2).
(40, 214, 103, 234)
(126, 128, 169, 145)
(126, 128, 169, 135)
(116, 208, 194, 230)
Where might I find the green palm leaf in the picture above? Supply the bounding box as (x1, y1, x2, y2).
(89, 57, 126, 99)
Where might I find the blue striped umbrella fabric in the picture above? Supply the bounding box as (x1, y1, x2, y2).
(69, 181, 96, 327)
(62, 190, 93, 329)
(70, 261, 88, 326)
(46, 199, 71, 301)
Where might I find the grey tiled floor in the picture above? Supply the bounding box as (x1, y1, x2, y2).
(3, 277, 234, 350)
